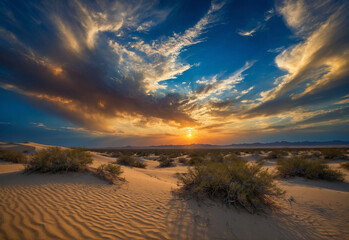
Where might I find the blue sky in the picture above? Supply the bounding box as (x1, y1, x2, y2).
(0, 0, 348, 147)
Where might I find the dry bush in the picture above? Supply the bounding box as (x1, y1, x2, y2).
(187, 156, 204, 166)
(177, 158, 283, 213)
(178, 157, 188, 165)
(94, 164, 123, 184)
(320, 148, 348, 160)
(158, 156, 175, 167)
(25, 147, 93, 173)
(340, 162, 349, 170)
(0, 149, 28, 163)
(277, 157, 344, 181)
(266, 150, 288, 159)
(116, 155, 146, 168)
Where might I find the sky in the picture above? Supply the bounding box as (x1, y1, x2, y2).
(0, 0, 348, 147)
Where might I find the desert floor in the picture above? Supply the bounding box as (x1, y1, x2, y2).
(0, 142, 348, 240)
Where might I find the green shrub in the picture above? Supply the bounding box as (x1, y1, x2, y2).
(340, 162, 349, 170)
(277, 157, 344, 181)
(116, 155, 146, 168)
(158, 157, 175, 168)
(177, 158, 283, 213)
(95, 164, 123, 184)
(25, 147, 93, 173)
(0, 149, 28, 163)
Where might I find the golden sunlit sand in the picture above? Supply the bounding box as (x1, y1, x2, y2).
(0, 142, 348, 240)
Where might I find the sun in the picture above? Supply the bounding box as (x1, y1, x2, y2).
(186, 132, 192, 138)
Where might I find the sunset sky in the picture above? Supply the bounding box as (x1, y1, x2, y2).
(0, 0, 348, 147)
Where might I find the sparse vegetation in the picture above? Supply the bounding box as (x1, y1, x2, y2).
(94, 164, 123, 184)
(187, 156, 204, 166)
(158, 156, 175, 167)
(116, 155, 147, 168)
(255, 157, 267, 165)
(178, 157, 188, 165)
(266, 150, 288, 159)
(320, 148, 348, 160)
(25, 147, 93, 173)
(0, 149, 28, 163)
(177, 158, 284, 213)
(277, 157, 344, 181)
(340, 162, 349, 170)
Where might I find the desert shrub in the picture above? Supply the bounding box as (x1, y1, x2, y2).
(178, 157, 188, 165)
(340, 162, 349, 170)
(0, 149, 28, 163)
(177, 158, 284, 213)
(25, 147, 93, 173)
(320, 148, 348, 160)
(277, 157, 344, 181)
(208, 152, 225, 162)
(267, 150, 288, 159)
(187, 156, 204, 166)
(255, 157, 267, 165)
(116, 155, 146, 168)
(158, 157, 175, 167)
(95, 164, 123, 184)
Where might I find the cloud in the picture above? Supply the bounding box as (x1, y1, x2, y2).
(32, 123, 55, 131)
(247, 0, 349, 117)
(238, 8, 274, 37)
(264, 9, 275, 21)
(189, 61, 255, 103)
(238, 23, 262, 37)
(267, 46, 285, 53)
(0, 0, 225, 135)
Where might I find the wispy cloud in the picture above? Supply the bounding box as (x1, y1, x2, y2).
(238, 23, 262, 37)
(32, 123, 55, 131)
(267, 46, 285, 53)
(189, 61, 255, 103)
(247, 0, 349, 117)
(238, 8, 274, 37)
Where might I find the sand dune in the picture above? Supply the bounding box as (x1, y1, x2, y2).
(0, 143, 349, 239)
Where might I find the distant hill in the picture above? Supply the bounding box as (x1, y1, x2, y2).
(102, 140, 349, 149)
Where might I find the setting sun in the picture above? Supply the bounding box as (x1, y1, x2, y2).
(186, 132, 192, 138)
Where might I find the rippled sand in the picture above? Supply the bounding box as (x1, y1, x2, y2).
(0, 143, 348, 240)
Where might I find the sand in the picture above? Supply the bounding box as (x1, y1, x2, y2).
(0, 142, 349, 239)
